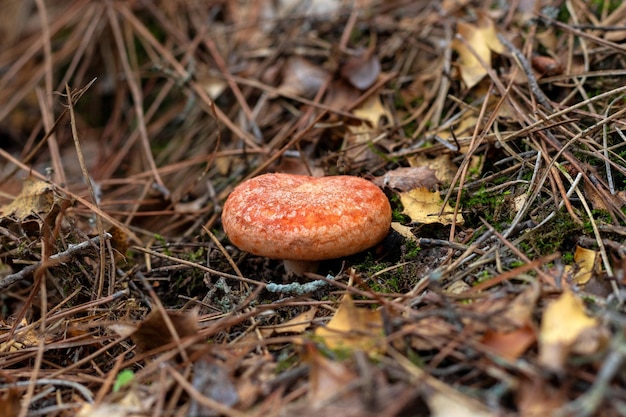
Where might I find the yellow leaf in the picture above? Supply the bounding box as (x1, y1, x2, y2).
(314, 294, 385, 354)
(564, 246, 598, 285)
(476, 11, 505, 55)
(539, 291, 603, 371)
(347, 94, 392, 144)
(452, 14, 504, 89)
(262, 307, 318, 335)
(399, 187, 464, 225)
(390, 222, 418, 242)
(345, 94, 392, 162)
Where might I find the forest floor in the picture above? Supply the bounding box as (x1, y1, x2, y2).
(1, 1, 626, 416)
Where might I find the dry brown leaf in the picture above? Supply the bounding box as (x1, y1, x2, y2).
(372, 166, 438, 191)
(583, 181, 625, 211)
(275, 56, 328, 99)
(531, 55, 563, 76)
(303, 343, 359, 406)
(407, 154, 460, 185)
(480, 324, 536, 361)
(0, 388, 20, 417)
(444, 280, 471, 294)
(535, 27, 558, 51)
(347, 94, 390, 133)
(539, 291, 608, 372)
(109, 225, 130, 262)
(195, 63, 228, 99)
(0, 176, 70, 220)
(406, 317, 455, 351)
(515, 376, 566, 417)
(501, 284, 540, 329)
(314, 294, 385, 354)
(511, 193, 527, 215)
(340, 50, 381, 90)
(131, 309, 199, 356)
(433, 114, 479, 143)
(399, 187, 464, 225)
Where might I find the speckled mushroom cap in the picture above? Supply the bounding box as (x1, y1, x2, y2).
(222, 173, 391, 261)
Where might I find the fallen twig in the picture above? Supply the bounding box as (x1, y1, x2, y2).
(0, 233, 111, 292)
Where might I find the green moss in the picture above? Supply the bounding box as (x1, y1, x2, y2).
(521, 212, 581, 258)
(583, 210, 613, 234)
(590, 0, 622, 15)
(391, 194, 410, 223)
(356, 253, 403, 293)
(404, 239, 421, 260)
(274, 349, 299, 373)
(562, 252, 574, 264)
(461, 186, 508, 225)
(474, 270, 491, 285)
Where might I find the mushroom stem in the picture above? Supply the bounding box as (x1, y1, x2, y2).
(283, 259, 320, 276)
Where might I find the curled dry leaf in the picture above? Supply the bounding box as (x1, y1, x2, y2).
(340, 50, 381, 90)
(407, 154, 460, 185)
(108, 225, 129, 262)
(131, 309, 200, 356)
(372, 166, 438, 192)
(0, 175, 71, 221)
(563, 246, 599, 286)
(405, 317, 456, 351)
(515, 376, 567, 417)
(480, 324, 536, 361)
(259, 307, 318, 338)
(531, 55, 563, 76)
(390, 222, 418, 242)
(275, 56, 328, 99)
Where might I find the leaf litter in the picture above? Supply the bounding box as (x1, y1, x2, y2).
(1, 1, 626, 416)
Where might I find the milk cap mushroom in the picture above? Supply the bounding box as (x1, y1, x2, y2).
(222, 173, 392, 275)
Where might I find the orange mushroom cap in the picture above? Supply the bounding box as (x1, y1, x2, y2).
(222, 173, 391, 261)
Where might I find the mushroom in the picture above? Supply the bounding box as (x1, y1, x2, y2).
(222, 173, 392, 275)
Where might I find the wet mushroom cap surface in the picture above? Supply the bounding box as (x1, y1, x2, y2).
(222, 173, 392, 261)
